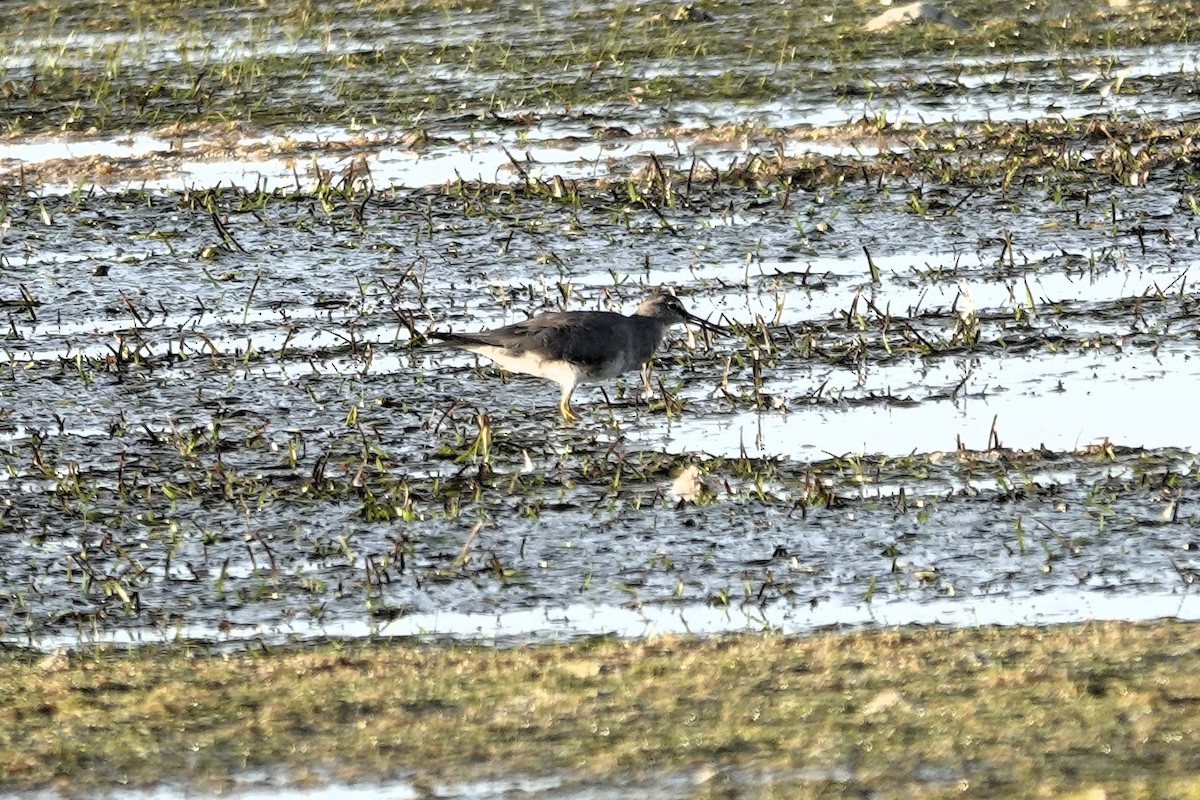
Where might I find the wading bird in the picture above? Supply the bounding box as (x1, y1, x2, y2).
(429, 293, 726, 421)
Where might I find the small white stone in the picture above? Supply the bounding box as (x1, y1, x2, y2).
(865, 2, 969, 32)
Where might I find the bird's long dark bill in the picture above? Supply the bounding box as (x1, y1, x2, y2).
(684, 312, 730, 335)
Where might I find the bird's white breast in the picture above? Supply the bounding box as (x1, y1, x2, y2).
(463, 345, 582, 390)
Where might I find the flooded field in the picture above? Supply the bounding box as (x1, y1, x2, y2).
(5, 0, 1200, 796)
(4, 0, 1200, 653)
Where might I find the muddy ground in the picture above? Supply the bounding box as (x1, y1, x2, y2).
(2, 0, 1199, 650)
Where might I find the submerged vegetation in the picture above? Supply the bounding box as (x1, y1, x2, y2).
(2, 0, 1199, 136)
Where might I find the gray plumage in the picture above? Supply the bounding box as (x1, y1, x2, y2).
(430, 293, 725, 420)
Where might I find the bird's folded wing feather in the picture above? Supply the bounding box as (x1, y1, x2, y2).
(434, 312, 627, 368)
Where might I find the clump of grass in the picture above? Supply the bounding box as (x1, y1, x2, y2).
(4, 0, 1200, 136)
(0, 621, 1198, 797)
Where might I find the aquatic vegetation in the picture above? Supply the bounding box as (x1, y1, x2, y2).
(2, 0, 1200, 793)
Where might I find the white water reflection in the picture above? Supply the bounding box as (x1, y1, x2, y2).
(373, 591, 1199, 641)
(0, 127, 877, 194)
(655, 346, 1200, 458)
(25, 587, 1197, 655)
(1, 775, 584, 800)
(2, 768, 782, 800)
(576, 247, 1194, 322)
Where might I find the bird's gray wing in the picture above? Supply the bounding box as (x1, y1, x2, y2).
(443, 312, 629, 368)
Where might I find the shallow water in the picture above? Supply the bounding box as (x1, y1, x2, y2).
(0, 766, 845, 800)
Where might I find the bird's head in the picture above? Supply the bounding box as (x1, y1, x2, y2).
(635, 293, 727, 334)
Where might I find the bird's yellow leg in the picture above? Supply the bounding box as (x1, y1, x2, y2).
(554, 386, 578, 422)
